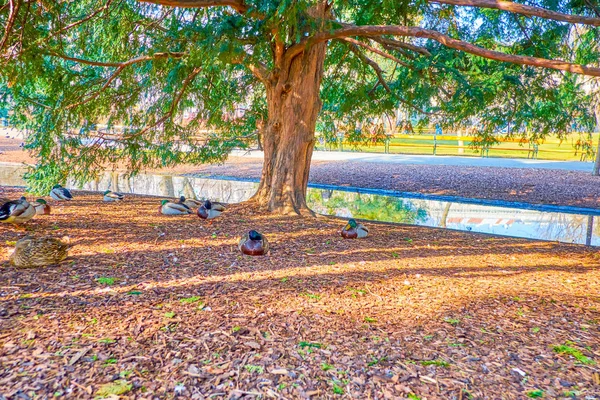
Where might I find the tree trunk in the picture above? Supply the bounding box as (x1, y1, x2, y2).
(250, 37, 328, 215)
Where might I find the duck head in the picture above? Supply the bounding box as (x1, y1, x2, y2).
(248, 230, 262, 241)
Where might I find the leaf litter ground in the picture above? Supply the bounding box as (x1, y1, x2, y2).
(0, 188, 599, 399)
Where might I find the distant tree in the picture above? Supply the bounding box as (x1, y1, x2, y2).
(1, 0, 599, 214)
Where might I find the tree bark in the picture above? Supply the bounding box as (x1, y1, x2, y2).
(249, 34, 328, 215)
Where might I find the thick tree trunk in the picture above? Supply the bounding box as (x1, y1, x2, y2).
(250, 37, 328, 215)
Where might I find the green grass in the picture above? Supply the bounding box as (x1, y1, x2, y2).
(331, 383, 344, 395)
(96, 277, 115, 285)
(244, 365, 264, 374)
(321, 363, 334, 371)
(299, 341, 323, 349)
(444, 317, 460, 326)
(526, 389, 544, 398)
(179, 296, 202, 304)
(364, 316, 377, 323)
(315, 132, 600, 162)
(300, 292, 321, 301)
(553, 342, 595, 365)
(420, 359, 449, 367)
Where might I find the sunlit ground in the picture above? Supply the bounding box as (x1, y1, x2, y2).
(0, 188, 598, 399)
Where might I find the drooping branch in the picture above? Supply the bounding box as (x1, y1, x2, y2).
(341, 37, 411, 68)
(136, 0, 248, 13)
(287, 25, 600, 77)
(63, 52, 186, 109)
(346, 42, 392, 93)
(123, 67, 202, 139)
(50, 51, 185, 67)
(430, 0, 600, 27)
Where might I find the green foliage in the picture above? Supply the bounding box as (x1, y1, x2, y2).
(0, 0, 598, 192)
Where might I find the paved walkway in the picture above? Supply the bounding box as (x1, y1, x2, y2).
(230, 150, 595, 172)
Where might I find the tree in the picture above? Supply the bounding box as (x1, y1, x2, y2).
(1, 0, 600, 214)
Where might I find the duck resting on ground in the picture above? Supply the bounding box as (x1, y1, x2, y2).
(0, 197, 36, 224)
(50, 185, 73, 201)
(178, 196, 203, 209)
(159, 199, 192, 215)
(9, 236, 71, 268)
(239, 230, 269, 256)
(103, 190, 125, 202)
(197, 200, 226, 220)
(341, 218, 369, 239)
(34, 199, 51, 215)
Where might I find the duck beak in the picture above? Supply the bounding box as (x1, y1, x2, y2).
(344, 223, 351, 230)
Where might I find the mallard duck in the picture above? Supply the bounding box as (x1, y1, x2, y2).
(160, 199, 192, 215)
(34, 199, 51, 215)
(178, 196, 203, 209)
(103, 190, 124, 202)
(0, 197, 36, 224)
(341, 218, 369, 239)
(50, 185, 73, 201)
(9, 236, 71, 268)
(238, 230, 269, 256)
(197, 200, 226, 220)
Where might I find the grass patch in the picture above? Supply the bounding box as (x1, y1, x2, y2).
(179, 296, 202, 304)
(526, 389, 544, 398)
(553, 342, 595, 365)
(444, 317, 460, 326)
(300, 292, 321, 301)
(299, 341, 323, 349)
(364, 316, 377, 323)
(420, 359, 449, 367)
(95, 380, 132, 397)
(321, 363, 334, 371)
(96, 277, 115, 285)
(244, 365, 264, 374)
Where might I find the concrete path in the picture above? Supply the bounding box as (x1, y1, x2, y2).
(230, 149, 595, 172)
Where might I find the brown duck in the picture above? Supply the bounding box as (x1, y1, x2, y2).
(9, 236, 71, 268)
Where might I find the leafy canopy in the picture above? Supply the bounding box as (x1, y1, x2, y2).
(0, 0, 599, 193)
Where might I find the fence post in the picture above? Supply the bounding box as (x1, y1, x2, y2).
(385, 137, 390, 154)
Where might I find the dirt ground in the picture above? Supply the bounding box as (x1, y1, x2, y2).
(3, 136, 600, 209)
(0, 188, 599, 399)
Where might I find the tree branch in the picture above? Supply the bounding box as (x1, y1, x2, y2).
(50, 51, 185, 67)
(63, 52, 185, 109)
(124, 67, 202, 139)
(341, 37, 412, 68)
(136, 0, 248, 13)
(430, 0, 600, 27)
(287, 24, 600, 77)
(346, 42, 392, 93)
(0, 0, 22, 53)
(371, 37, 432, 57)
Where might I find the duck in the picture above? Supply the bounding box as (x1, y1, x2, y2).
(34, 199, 51, 215)
(103, 190, 125, 202)
(197, 200, 226, 220)
(178, 196, 203, 209)
(160, 199, 192, 215)
(50, 185, 73, 201)
(0, 197, 36, 224)
(9, 236, 71, 268)
(341, 218, 369, 239)
(238, 230, 269, 256)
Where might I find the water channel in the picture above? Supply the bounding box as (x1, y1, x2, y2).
(1, 162, 599, 246)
